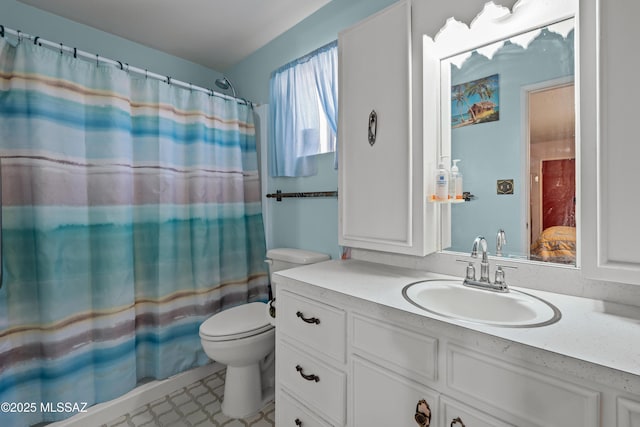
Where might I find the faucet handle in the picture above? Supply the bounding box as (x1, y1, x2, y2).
(494, 264, 516, 286)
(465, 262, 475, 281)
(456, 259, 476, 280)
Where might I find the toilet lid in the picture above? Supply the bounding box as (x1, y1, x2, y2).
(200, 302, 272, 340)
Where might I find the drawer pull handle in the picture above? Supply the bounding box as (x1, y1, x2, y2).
(414, 399, 431, 426)
(295, 419, 302, 426)
(295, 365, 320, 382)
(269, 298, 276, 318)
(450, 417, 466, 427)
(296, 311, 320, 324)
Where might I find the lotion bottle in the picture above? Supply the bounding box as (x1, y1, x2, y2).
(450, 159, 463, 200)
(434, 156, 449, 201)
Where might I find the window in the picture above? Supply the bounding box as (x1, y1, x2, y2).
(269, 40, 338, 177)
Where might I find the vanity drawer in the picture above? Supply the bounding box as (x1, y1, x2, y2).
(277, 389, 334, 427)
(352, 313, 438, 383)
(446, 343, 600, 427)
(277, 290, 346, 363)
(440, 396, 512, 427)
(278, 340, 346, 426)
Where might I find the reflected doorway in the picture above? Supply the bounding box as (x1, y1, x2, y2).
(526, 81, 576, 263)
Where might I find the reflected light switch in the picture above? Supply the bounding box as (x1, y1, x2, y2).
(497, 179, 514, 194)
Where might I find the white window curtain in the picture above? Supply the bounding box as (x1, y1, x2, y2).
(269, 40, 338, 177)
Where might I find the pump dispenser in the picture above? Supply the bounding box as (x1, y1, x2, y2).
(450, 159, 463, 200)
(434, 156, 449, 201)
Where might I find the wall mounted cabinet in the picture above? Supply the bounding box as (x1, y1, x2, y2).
(581, 0, 640, 285)
(338, 0, 437, 256)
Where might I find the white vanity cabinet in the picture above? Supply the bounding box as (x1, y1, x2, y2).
(338, 0, 436, 256)
(272, 273, 637, 427)
(581, 0, 640, 285)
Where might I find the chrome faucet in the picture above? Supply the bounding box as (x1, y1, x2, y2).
(496, 229, 507, 257)
(471, 236, 490, 283)
(463, 235, 509, 292)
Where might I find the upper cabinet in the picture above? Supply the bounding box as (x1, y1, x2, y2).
(581, 0, 640, 285)
(338, 0, 437, 256)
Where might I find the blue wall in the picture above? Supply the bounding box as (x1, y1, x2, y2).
(0, 1, 223, 88)
(226, 0, 398, 260)
(448, 25, 575, 255)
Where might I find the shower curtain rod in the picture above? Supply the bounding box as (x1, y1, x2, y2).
(0, 25, 255, 106)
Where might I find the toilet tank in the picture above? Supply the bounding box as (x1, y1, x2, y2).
(265, 248, 330, 282)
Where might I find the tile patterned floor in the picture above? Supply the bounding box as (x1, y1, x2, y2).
(101, 369, 275, 427)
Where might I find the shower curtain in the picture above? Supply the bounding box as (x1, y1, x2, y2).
(0, 38, 268, 426)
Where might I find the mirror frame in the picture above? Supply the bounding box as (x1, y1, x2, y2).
(423, 0, 580, 266)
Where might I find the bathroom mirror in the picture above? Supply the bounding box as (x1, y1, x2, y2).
(424, 0, 578, 266)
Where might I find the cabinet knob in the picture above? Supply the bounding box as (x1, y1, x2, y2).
(450, 416, 466, 427)
(414, 399, 431, 426)
(368, 110, 378, 146)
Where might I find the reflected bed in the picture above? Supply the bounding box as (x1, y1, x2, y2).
(530, 226, 576, 264)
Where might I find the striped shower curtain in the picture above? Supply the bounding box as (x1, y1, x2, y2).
(0, 38, 268, 426)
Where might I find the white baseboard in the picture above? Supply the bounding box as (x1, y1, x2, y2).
(50, 363, 223, 427)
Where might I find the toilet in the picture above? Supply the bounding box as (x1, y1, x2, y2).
(199, 248, 330, 418)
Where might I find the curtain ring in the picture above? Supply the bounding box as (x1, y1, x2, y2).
(145, 69, 148, 79)
(166, 76, 171, 85)
(73, 47, 77, 58)
(17, 30, 22, 43)
(33, 36, 40, 46)
(0, 25, 4, 38)
(116, 60, 123, 70)
(96, 53, 99, 67)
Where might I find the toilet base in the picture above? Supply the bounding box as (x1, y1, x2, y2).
(221, 363, 263, 419)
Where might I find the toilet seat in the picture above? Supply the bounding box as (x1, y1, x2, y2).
(200, 302, 273, 341)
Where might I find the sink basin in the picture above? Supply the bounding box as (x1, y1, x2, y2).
(402, 280, 561, 327)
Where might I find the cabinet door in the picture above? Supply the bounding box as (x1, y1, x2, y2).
(352, 357, 438, 427)
(581, 0, 640, 284)
(618, 397, 640, 427)
(338, 0, 433, 256)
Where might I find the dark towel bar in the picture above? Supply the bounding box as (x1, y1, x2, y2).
(266, 190, 338, 202)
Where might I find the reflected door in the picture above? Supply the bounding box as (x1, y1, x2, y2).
(542, 158, 576, 229)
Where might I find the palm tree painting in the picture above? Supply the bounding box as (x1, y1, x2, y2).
(451, 74, 499, 128)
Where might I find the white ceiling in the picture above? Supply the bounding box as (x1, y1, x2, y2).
(18, 0, 331, 71)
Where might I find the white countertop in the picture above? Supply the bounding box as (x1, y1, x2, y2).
(275, 259, 640, 381)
